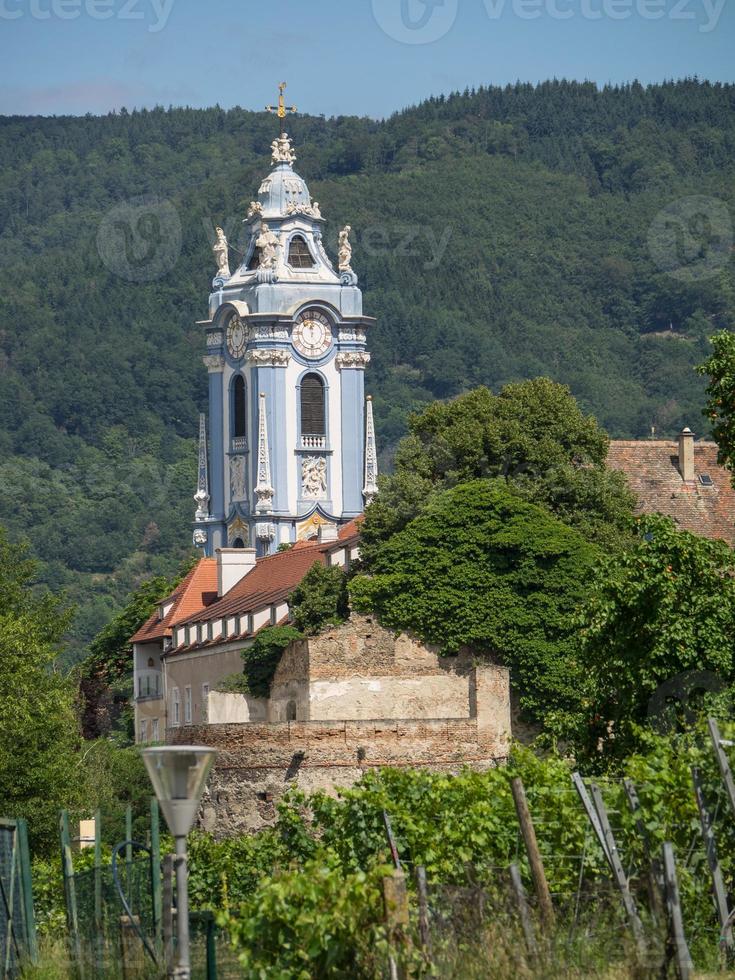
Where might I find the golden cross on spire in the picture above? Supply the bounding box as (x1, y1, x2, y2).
(266, 82, 297, 135)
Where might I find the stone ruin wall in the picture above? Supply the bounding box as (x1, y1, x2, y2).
(171, 617, 511, 835)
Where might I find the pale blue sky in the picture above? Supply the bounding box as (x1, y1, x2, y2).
(1, 0, 733, 117)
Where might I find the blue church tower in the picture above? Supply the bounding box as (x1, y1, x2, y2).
(192, 121, 377, 557)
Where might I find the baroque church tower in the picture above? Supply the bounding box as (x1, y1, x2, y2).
(192, 109, 377, 557)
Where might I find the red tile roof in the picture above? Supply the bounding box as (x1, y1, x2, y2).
(607, 439, 735, 545)
(160, 518, 362, 654)
(130, 559, 218, 644)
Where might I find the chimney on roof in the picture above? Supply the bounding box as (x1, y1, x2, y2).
(216, 548, 256, 597)
(318, 523, 339, 544)
(678, 427, 695, 482)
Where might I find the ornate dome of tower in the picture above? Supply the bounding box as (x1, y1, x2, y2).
(257, 163, 312, 219)
(253, 133, 322, 220)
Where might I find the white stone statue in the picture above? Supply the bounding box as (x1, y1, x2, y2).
(338, 225, 353, 273)
(193, 528, 207, 547)
(256, 221, 280, 269)
(312, 201, 322, 219)
(302, 456, 327, 498)
(213, 226, 230, 278)
(271, 132, 296, 166)
(247, 201, 263, 220)
(230, 456, 246, 500)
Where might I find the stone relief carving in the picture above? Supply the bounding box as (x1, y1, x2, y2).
(192, 528, 207, 547)
(251, 324, 289, 340)
(256, 522, 276, 541)
(206, 331, 224, 348)
(338, 327, 367, 342)
(247, 201, 263, 219)
(336, 352, 371, 369)
(258, 178, 272, 195)
(230, 456, 246, 501)
(246, 349, 290, 367)
(271, 132, 296, 166)
(338, 225, 353, 273)
(284, 200, 323, 219)
(202, 354, 225, 373)
(212, 226, 230, 279)
(256, 222, 280, 270)
(302, 456, 328, 499)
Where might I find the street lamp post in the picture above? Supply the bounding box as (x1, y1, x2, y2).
(141, 746, 217, 980)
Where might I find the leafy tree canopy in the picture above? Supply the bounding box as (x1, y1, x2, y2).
(578, 513, 735, 761)
(351, 479, 599, 724)
(0, 528, 80, 851)
(289, 563, 350, 635)
(698, 329, 735, 481)
(360, 380, 636, 563)
(79, 567, 188, 739)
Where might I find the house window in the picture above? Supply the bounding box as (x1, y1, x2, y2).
(172, 688, 180, 727)
(202, 684, 210, 723)
(184, 686, 192, 725)
(151, 718, 160, 742)
(288, 235, 315, 268)
(300, 374, 325, 437)
(139, 719, 148, 743)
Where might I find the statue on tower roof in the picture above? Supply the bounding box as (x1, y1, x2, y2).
(271, 132, 296, 166)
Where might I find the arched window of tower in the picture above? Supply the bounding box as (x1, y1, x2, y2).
(301, 374, 326, 438)
(287, 235, 315, 269)
(247, 246, 261, 270)
(232, 538, 245, 549)
(233, 376, 247, 439)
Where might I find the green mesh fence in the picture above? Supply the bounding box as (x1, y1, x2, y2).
(0, 819, 37, 978)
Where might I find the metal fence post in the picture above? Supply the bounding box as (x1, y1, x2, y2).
(16, 818, 38, 966)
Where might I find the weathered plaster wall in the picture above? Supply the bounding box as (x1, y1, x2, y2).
(208, 691, 267, 724)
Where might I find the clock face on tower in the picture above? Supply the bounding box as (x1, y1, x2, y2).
(226, 315, 247, 359)
(292, 310, 332, 359)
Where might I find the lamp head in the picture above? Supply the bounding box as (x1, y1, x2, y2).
(141, 746, 216, 838)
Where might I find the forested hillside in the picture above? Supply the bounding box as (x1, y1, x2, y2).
(1, 79, 734, 659)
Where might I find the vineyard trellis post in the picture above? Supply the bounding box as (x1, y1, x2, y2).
(623, 778, 664, 925)
(708, 718, 735, 818)
(415, 866, 431, 958)
(510, 777, 555, 930)
(691, 766, 734, 956)
(662, 842, 693, 980)
(509, 862, 537, 957)
(573, 775, 645, 957)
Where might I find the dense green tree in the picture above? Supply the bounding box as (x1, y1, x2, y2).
(351, 480, 599, 725)
(0, 529, 81, 851)
(698, 329, 735, 481)
(578, 514, 735, 761)
(80, 569, 187, 740)
(289, 563, 350, 635)
(360, 380, 636, 564)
